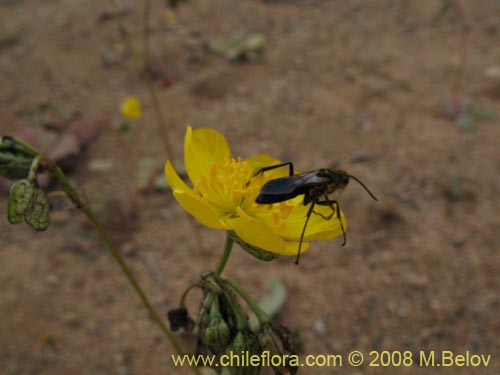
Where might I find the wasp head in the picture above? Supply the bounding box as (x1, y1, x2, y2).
(322, 169, 350, 190)
(323, 169, 377, 201)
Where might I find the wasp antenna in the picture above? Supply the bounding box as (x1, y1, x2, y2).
(349, 175, 378, 201)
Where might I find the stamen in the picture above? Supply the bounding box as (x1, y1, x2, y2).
(279, 203, 293, 219)
(272, 213, 280, 225)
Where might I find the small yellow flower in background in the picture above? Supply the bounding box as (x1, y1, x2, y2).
(166, 9, 177, 24)
(120, 96, 142, 120)
(165, 126, 346, 257)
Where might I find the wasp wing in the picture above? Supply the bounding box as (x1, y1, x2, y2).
(255, 170, 330, 204)
(298, 170, 331, 185)
(259, 175, 303, 195)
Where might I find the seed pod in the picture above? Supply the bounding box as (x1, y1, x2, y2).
(228, 231, 279, 261)
(258, 323, 284, 357)
(24, 189, 51, 231)
(258, 323, 298, 375)
(201, 296, 232, 354)
(8, 179, 36, 224)
(204, 315, 231, 354)
(224, 330, 261, 375)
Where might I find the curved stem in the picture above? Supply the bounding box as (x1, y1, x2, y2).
(223, 290, 249, 330)
(219, 276, 270, 326)
(28, 156, 40, 181)
(179, 283, 201, 308)
(214, 233, 233, 276)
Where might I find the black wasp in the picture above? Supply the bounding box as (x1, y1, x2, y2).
(254, 162, 377, 265)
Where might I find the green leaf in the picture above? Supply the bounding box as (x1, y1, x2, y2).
(211, 33, 265, 62)
(471, 107, 495, 121)
(456, 114, 475, 131)
(249, 279, 287, 330)
(245, 34, 265, 52)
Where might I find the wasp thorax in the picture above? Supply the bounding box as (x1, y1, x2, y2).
(324, 169, 350, 189)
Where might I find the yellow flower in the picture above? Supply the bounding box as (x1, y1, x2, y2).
(166, 9, 177, 24)
(165, 126, 346, 257)
(120, 96, 142, 120)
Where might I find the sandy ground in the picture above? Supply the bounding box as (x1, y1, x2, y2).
(1, 1, 500, 374)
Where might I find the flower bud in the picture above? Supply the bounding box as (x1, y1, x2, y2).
(200, 296, 231, 354)
(228, 230, 279, 262)
(203, 315, 231, 354)
(225, 330, 261, 375)
(258, 323, 298, 375)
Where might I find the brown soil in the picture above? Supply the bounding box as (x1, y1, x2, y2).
(1, 1, 499, 374)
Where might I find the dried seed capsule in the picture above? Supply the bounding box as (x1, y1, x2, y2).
(258, 323, 284, 358)
(167, 307, 195, 332)
(258, 323, 298, 375)
(8, 179, 36, 224)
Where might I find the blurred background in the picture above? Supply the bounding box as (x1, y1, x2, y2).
(1, 1, 499, 374)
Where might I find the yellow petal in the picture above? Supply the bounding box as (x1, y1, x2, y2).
(184, 126, 231, 184)
(165, 160, 194, 195)
(172, 191, 225, 229)
(228, 216, 309, 256)
(165, 160, 224, 229)
(245, 154, 285, 175)
(279, 204, 347, 240)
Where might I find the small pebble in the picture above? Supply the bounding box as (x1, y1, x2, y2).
(313, 319, 327, 336)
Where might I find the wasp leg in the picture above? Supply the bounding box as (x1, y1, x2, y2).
(295, 201, 316, 265)
(312, 209, 335, 220)
(254, 162, 294, 177)
(314, 199, 346, 246)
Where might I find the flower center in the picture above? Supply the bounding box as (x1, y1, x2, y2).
(192, 158, 295, 231)
(193, 158, 256, 217)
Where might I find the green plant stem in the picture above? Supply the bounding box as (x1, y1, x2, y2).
(43, 158, 194, 362)
(28, 155, 40, 181)
(223, 289, 249, 330)
(179, 283, 201, 308)
(219, 276, 270, 326)
(215, 233, 233, 276)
